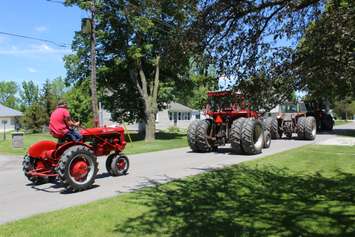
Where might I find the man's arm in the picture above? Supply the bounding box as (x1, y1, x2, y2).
(64, 117, 80, 128)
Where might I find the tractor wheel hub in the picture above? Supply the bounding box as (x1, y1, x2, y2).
(70, 160, 89, 179)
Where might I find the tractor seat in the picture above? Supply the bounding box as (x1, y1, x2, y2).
(50, 130, 71, 145)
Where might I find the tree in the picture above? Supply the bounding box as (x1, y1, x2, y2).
(20, 81, 40, 110)
(0, 81, 18, 109)
(294, 0, 355, 101)
(194, 0, 325, 107)
(41, 80, 56, 123)
(65, 0, 200, 141)
(20, 81, 46, 132)
(64, 80, 93, 127)
(333, 99, 355, 120)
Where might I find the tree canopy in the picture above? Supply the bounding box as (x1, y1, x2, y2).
(294, 0, 355, 101)
(65, 0, 201, 140)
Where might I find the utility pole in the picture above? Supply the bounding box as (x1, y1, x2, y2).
(90, 0, 99, 126)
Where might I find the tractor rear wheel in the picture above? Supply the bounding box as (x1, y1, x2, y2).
(297, 117, 306, 139)
(230, 117, 247, 154)
(110, 155, 129, 176)
(265, 117, 280, 139)
(188, 119, 213, 152)
(305, 116, 317, 140)
(22, 155, 48, 185)
(263, 129, 271, 148)
(241, 119, 264, 155)
(321, 114, 334, 131)
(57, 145, 98, 192)
(187, 120, 200, 152)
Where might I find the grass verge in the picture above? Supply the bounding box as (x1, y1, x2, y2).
(0, 132, 187, 156)
(1, 145, 354, 237)
(335, 120, 352, 126)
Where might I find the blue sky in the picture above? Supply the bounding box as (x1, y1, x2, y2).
(0, 0, 87, 86)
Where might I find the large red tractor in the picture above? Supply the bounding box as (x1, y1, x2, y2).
(23, 127, 129, 192)
(187, 91, 271, 155)
(265, 102, 317, 140)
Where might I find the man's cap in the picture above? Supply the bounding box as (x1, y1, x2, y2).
(57, 100, 67, 107)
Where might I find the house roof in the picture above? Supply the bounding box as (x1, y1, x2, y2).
(168, 102, 194, 113)
(0, 104, 23, 117)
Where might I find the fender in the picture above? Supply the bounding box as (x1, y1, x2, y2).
(53, 142, 93, 159)
(28, 140, 58, 159)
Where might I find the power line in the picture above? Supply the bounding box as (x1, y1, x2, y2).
(45, 0, 65, 5)
(0, 31, 69, 48)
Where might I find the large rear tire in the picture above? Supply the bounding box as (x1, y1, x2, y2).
(297, 117, 306, 139)
(241, 119, 264, 155)
(263, 129, 271, 148)
(57, 145, 98, 192)
(230, 117, 247, 154)
(188, 119, 212, 152)
(305, 116, 317, 140)
(321, 114, 334, 131)
(22, 155, 48, 185)
(187, 120, 200, 152)
(265, 117, 280, 139)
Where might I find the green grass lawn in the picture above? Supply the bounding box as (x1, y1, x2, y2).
(0, 132, 187, 156)
(335, 120, 353, 126)
(1, 145, 354, 237)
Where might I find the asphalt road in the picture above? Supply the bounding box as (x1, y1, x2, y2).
(0, 122, 354, 224)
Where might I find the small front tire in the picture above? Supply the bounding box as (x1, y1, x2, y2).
(110, 155, 129, 176)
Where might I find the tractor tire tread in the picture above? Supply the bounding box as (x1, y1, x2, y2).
(57, 145, 98, 192)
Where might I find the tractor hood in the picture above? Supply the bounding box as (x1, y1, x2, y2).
(80, 127, 124, 136)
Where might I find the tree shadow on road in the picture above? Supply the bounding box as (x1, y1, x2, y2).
(332, 128, 355, 137)
(114, 165, 355, 237)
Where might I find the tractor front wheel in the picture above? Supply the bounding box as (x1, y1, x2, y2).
(57, 145, 98, 192)
(110, 155, 129, 176)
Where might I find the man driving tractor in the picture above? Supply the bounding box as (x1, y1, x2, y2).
(49, 100, 82, 142)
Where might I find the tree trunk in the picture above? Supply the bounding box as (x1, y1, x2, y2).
(145, 109, 156, 142)
(132, 56, 160, 142)
(90, 1, 99, 126)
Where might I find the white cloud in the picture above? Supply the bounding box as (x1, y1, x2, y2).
(27, 67, 37, 73)
(35, 26, 48, 32)
(0, 43, 71, 56)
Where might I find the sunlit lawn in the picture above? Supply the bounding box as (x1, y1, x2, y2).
(1, 145, 354, 237)
(335, 120, 352, 126)
(0, 131, 187, 156)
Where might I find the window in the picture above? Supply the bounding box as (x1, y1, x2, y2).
(178, 112, 181, 120)
(10, 118, 15, 125)
(195, 113, 200, 120)
(169, 112, 172, 121)
(187, 112, 191, 120)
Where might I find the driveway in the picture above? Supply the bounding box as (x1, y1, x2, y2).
(0, 122, 354, 224)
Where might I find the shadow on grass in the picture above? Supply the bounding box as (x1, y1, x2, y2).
(114, 166, 355, 237)
(125, 132, 186, 142)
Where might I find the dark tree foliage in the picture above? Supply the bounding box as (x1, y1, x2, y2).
(65, 0, 200, 141)
(294, 0, 355, 101)
(196, 0, 324, 108)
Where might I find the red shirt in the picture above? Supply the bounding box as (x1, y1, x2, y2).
(49, 107, 70, 137)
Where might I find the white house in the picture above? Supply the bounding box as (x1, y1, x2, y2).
(0, 104, 23, 132)
(100, 102, 204, 131)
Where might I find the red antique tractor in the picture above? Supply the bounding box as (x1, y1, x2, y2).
(23, 127, 129, 192)
(187, 91, 271, 155)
